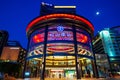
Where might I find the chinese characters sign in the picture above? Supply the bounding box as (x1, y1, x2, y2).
(48, 25, 73, 41)
(48, 31, 73, 40)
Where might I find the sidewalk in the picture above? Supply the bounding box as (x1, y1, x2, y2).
(17, 77, 120, 80)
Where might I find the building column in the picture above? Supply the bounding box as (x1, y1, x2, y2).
(40, 57, 46, 80)
(75, 58, 81, 80)
(91, 60, 98, 78)
(106, 54, 112, 76)
(22, 36, 30, 78)
(79, 60, 83, 77)
(73, 26, 81, 80)
(40, 26, 48, 80)
(92, 43, 99, 78)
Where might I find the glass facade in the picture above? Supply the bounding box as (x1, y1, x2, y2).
(27, 24, 93, 59)
(27, 28, 45, 58)
(26, 13, 94, 79)
(95, 54, 109, 77)
(93, 26, 120, 77)
(100, 30, 116, 56)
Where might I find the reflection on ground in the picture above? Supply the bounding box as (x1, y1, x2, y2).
(17, 77, 120, 80)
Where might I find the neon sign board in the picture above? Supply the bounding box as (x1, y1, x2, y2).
(48, 25, 73, 41)
(48, 31, 73, 40)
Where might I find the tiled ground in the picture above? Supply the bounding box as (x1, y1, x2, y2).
(17, 76, 120, 80)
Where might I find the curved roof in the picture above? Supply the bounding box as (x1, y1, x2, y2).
(26, 13, 94, 33)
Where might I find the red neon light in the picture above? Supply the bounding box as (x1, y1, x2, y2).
(48, 47, 73, 51)
(33, 34, 44, 43)
(77, 33, 88, 43)
(26, 14, 94, 32)
(47, 44, 74, 47)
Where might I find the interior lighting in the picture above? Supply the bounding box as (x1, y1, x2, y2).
(51, 69, 63, 72)
(10, 47, 20, 49)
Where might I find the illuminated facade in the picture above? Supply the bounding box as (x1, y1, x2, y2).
(25, 2, 95, 79)
(93, 26, 120, 77)
(0, 41, 26, 78)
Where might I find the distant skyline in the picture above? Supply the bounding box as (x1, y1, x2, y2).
(0, 0, 120, 48)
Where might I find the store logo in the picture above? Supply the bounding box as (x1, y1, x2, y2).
(57, 25, 64, 32)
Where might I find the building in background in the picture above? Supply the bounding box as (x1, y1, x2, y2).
(5, 41, 26, 66)
(40, 2, 76, 16)
(0, 41, 26, 78)
(93, 26, 120, 77)
(0, 30, 8, 56)
(25, 2, 95, 80)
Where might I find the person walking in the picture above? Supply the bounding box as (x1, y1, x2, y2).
(4, 73, 9, 80)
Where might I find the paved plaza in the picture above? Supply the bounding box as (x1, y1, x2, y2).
(17, 76, 120, 80)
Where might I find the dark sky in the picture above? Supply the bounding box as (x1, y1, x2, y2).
(0, 0, 120, 48)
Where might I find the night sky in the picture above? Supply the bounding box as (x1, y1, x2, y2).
(0, 0, 120, 48)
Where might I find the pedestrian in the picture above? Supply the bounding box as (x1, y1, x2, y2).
(4, 73, 9, 80)
(9, 73, 16, 80)
(87, 70, 90, 77)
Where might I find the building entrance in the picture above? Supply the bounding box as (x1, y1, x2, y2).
(45, 56, 76, 79)
(45, 68, 76, 79)
(25, 57, 94, 79)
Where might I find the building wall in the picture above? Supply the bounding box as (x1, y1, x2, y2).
(27, 23, 93, 60)
(25, 3, 95, 78)
(0, 41, 26, 78)
(93, 27, 120, 61)
(93, 26, 120, 77)
(109, 27, 120, 56)
(0, 47, 20, 61)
